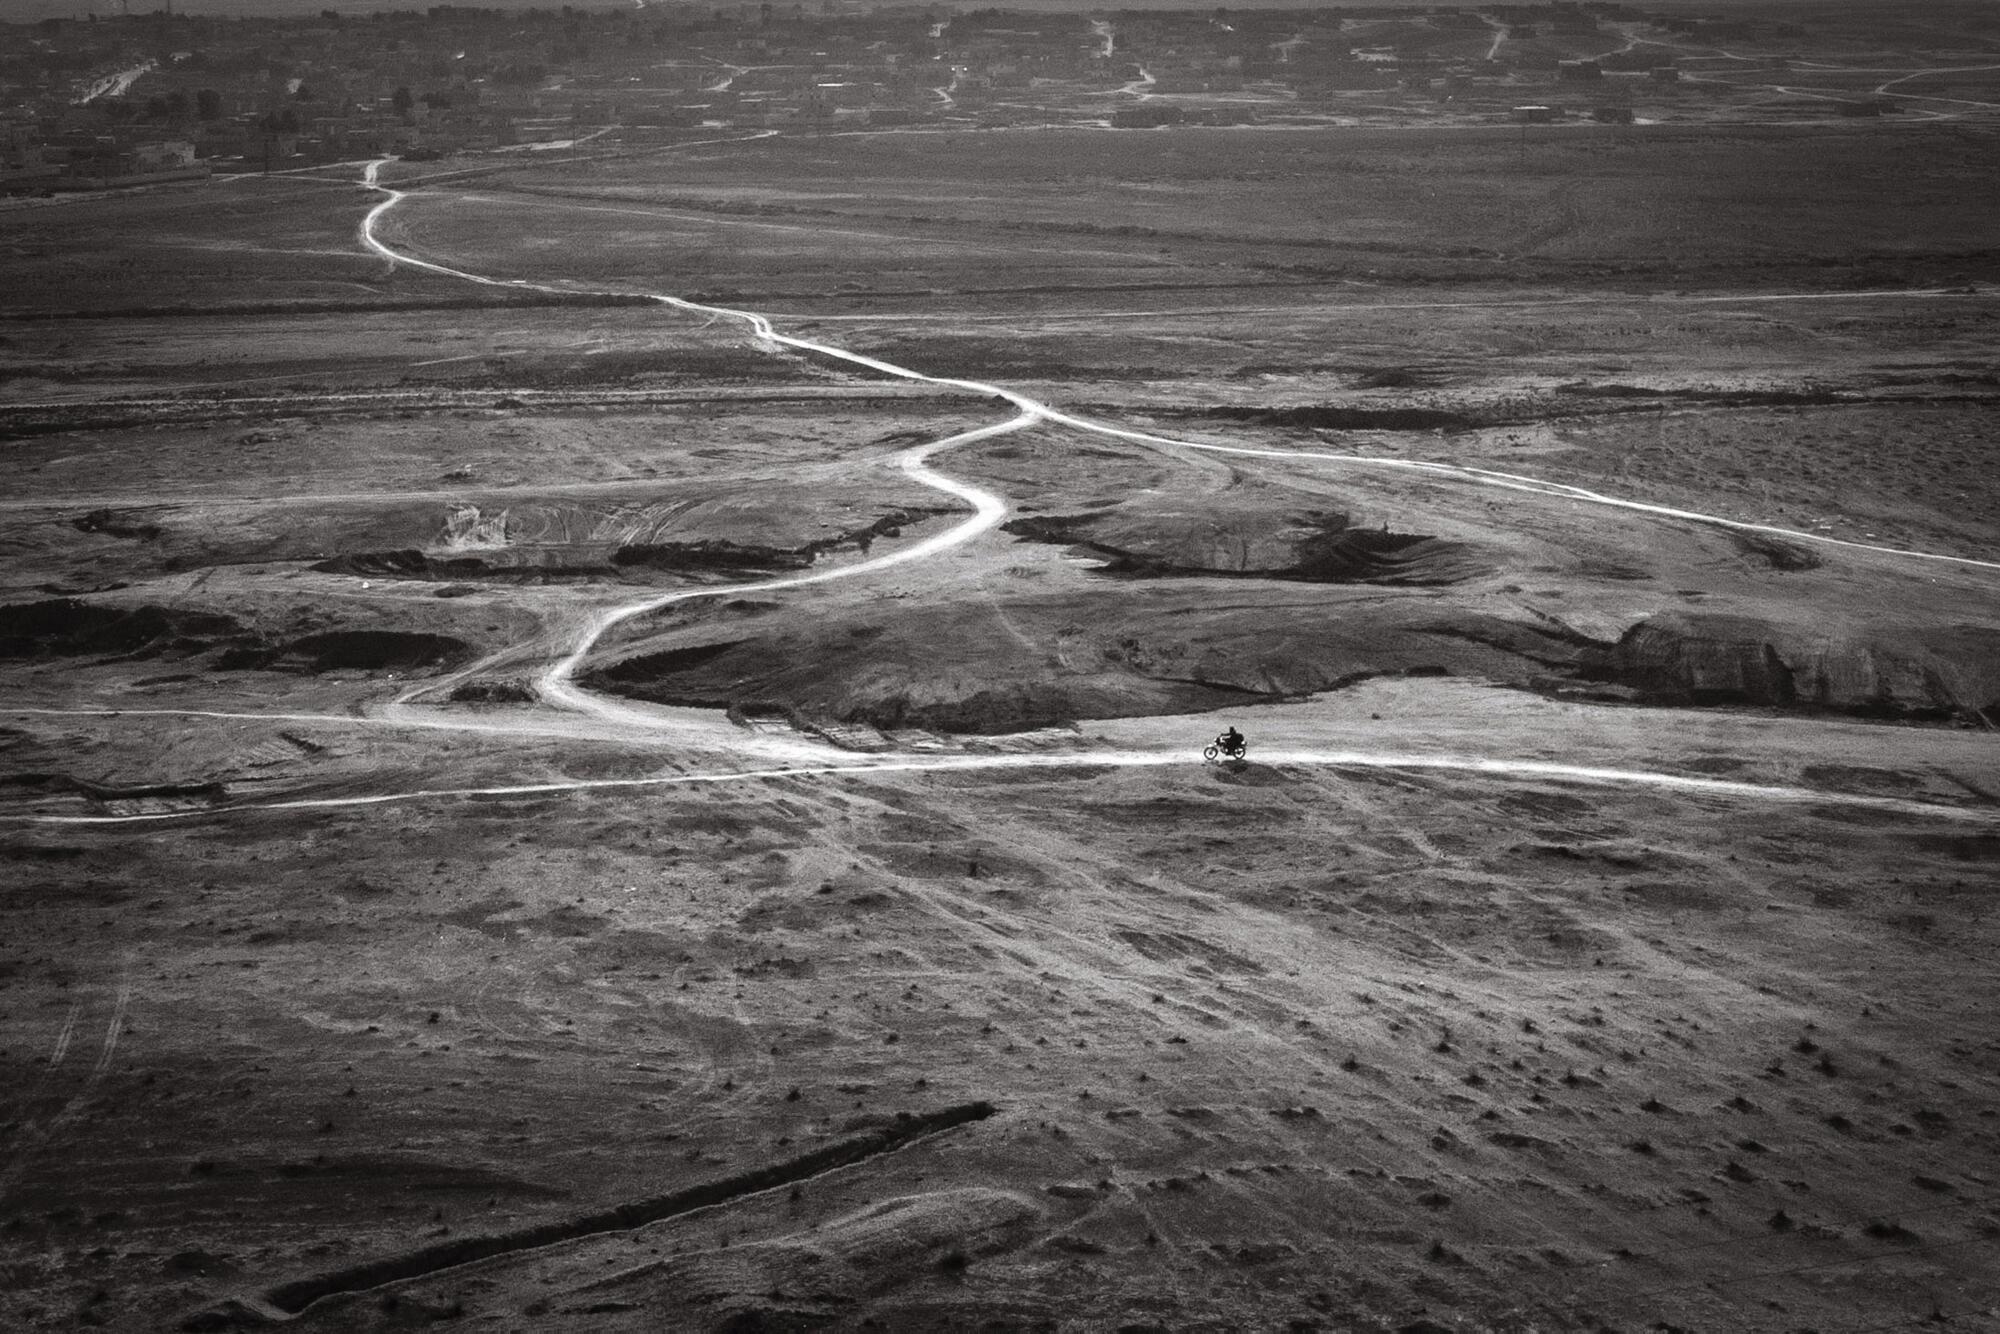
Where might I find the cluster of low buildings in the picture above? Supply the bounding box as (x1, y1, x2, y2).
(1, 117, 207, 192)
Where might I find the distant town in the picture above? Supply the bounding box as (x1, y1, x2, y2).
(0, 3, 1924, 195)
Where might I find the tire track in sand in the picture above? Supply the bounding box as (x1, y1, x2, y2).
(0, 961, 132, 1202)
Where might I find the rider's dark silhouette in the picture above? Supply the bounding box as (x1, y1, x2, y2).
(1218, 726, 1244, 754)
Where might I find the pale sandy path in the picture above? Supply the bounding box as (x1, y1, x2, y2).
(6, 152, 1993, 827)
(8, 748, 1994, 826)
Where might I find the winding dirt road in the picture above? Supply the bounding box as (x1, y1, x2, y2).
(359, 162, 2000, 573)
(6, 154, 1996, 827)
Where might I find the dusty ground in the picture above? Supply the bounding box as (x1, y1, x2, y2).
(2, 75, 1999, 1334)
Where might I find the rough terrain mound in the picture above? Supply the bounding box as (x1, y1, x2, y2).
(583, 593, 1603, 735)
(1591, 610, 2000, 721)
(314, 505, 950, 583)
(0, 598, 472, 675)
(1001, 505, 1483, 585)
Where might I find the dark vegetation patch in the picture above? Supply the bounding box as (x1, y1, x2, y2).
(0, 842, 88, 863)
(1353, 366, 1455, 390)
(0, 598, 470, 675)
(447, 679, 537, 705)
(72, 509, 163, 542)
(612, 540, 816, 574)
(0, 598, 248, 661)
(1902, 834, 2000, 862)
(1001, 511, 1480, 586)
(229, 631, 470, 674)
(595, 639, 747, 683)
(1731, 531, 1823, 572)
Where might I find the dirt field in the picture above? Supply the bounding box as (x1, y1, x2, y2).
(3, 68, 1999, 1334)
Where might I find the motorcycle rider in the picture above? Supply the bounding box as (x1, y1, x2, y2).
(1216, 725, 1245, 757)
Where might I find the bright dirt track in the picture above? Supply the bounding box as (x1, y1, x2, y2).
(7, 150, 1993, 827)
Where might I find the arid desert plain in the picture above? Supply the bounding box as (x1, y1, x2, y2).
(5, 10, 2000, 1333)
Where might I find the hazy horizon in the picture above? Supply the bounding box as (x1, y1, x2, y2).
(0, 0, 1880, 23)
